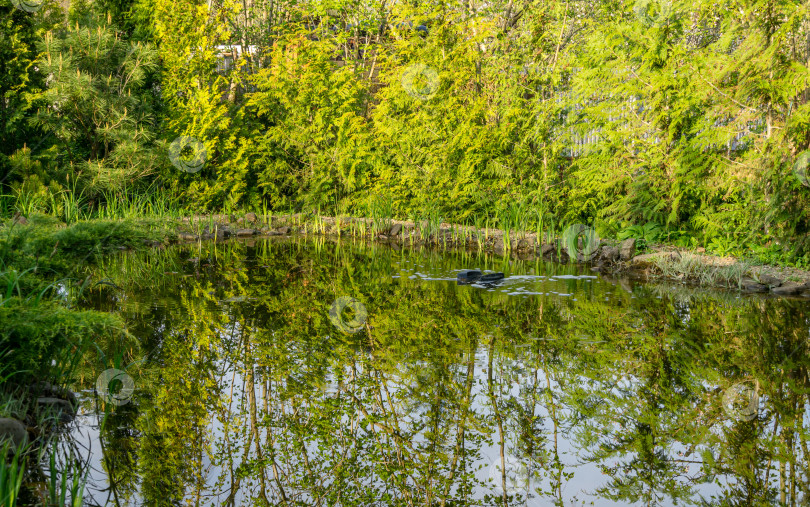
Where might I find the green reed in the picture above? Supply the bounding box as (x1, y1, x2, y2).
(46, 443, 86, 507)
(0, 443, 24, 507)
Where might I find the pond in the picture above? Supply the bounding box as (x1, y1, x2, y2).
(57, 236, 810, 506)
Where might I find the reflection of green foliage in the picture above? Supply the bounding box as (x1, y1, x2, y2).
(70, 238, 810, 505)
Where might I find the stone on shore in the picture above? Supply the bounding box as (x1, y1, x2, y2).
(37, 397, 76, 424)
(30, 381, 78, 408)
(741, 279, 769, 293)
(619, 238, 636, 261)
(0, 418, 27, 453)
(771, 282, 810, 296)
(600, 246, 620, 264)
(756, 273, 782, 287)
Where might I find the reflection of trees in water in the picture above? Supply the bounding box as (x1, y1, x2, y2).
(75, 238, 810, 506)
(396, 359, 463, 431)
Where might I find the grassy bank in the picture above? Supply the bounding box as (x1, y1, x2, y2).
(0, 214, 179, 505)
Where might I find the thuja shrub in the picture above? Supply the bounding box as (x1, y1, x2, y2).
(0, 297, 124, 385)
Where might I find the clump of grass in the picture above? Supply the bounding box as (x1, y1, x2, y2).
(417, 205, 443, 242)
(651, 252, 752, 288)
(487, 198, 534, 252)
(485, 216, 490, 245)
(190, 214, 205, 236)
(46, 443, 86, 506)
(717, 261, 753, 288)
(12, 188, 44, 218)
(334, 215, 342, 237)
(97, 186, 182, 221)
(59, 187, 88, 225)
(369, 193, 393, 236)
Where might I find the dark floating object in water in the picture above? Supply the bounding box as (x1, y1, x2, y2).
(480, 272, 505, 283)
(457, 270, 481, 284)
(457, 270, 504, 285)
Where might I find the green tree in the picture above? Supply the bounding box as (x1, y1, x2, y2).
(32, 10, 161, 196)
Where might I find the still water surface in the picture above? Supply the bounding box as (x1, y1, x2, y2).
(61, 237, 810, 506)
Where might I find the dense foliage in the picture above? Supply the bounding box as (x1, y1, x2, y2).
(0, 214, 168, 384)
(3, 0, 810, 261)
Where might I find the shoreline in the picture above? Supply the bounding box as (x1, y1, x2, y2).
(166, 213, 810, 299)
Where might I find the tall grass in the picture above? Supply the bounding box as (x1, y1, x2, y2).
(46, 444, 86, 507)
(0, 194, 14, 218)
(312, 212, 326, 234)
(334, 215, 343, 237)
(61, 191, 87, 225)
(262, 201, 272, 228)
(417, 205, 443, 242)
(499, 199, 531, 240)
(12, 188, 43, 217)
(369, 193, 393, 236)
(0, 353, 26, 417)
(98, 187, 182, 220)
(472, 214, 485, 250)
(0, 265, 74, 309)
(0, 443, 25, 507)
(0, 267, 39, 306)
(535, 210, 545, 244)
